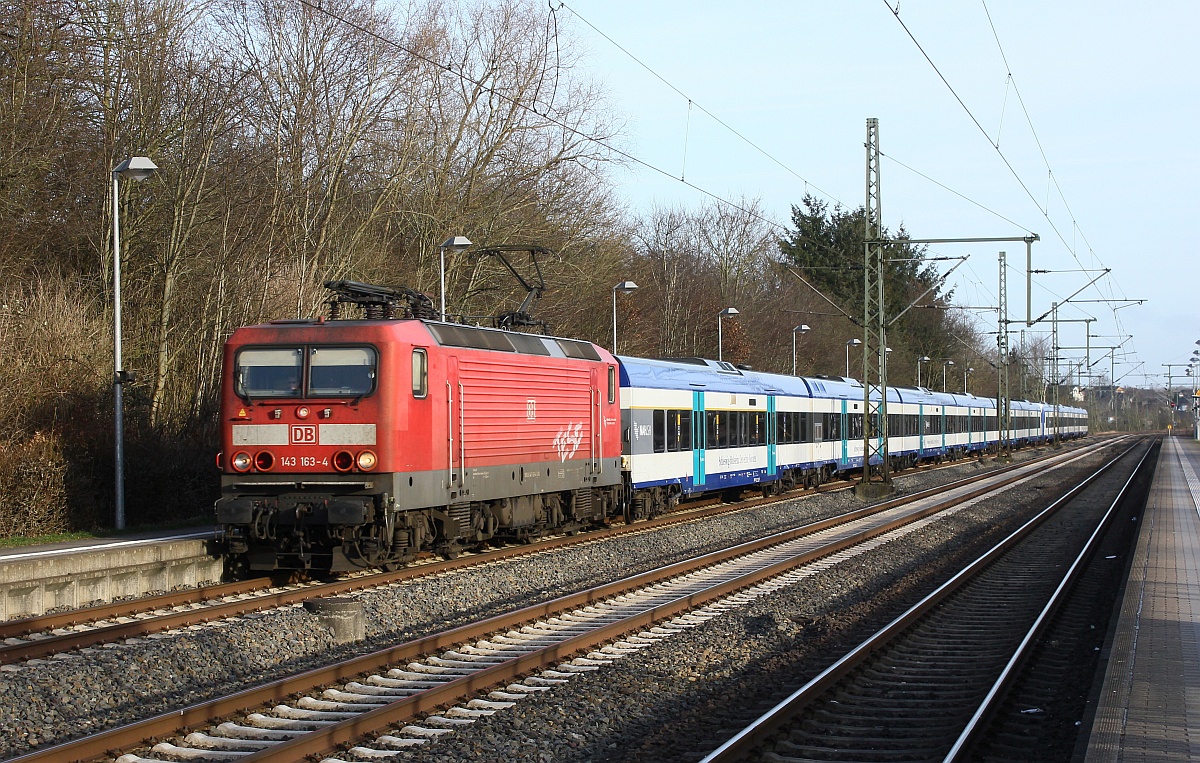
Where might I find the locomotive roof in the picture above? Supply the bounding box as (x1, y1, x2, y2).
(421, 321, 610, 362)
(232, 318, 615, 363)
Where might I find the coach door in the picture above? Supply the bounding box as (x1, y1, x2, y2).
(841, 399, 849, 466)
(693, 390, 706, 488)
(767, 395, 777, 477)
(918, 404, 925, 454)
(941, 407, 947, 452)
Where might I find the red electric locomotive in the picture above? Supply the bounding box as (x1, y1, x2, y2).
(216, 282, 624, 572)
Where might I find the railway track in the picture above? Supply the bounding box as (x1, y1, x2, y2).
(0, 443, 1092, 666)
(697, 437, 1153, 763)
(7, 439, 1122, 763)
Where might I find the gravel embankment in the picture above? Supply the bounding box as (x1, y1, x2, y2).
(0, 442, 1091, 759)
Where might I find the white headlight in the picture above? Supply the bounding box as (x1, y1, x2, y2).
(357, 450, 377, 471)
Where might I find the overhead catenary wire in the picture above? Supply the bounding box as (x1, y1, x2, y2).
(979, 0, 1106, 278)
(293, 0, 789, 237)
(557, 0, 1053, 325)
(883, 1, 1143, 374)
(556, 0, 849, 210)
(882, 1, 1108, 288)
(303, 0, 1144, 377)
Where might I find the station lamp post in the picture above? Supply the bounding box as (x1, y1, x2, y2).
(717, 307, 739, 362)
(111, 156, 158, 530)
(964, 366, 974, 394)
(941, 359, 955, 393)
(439, 235, 472, 321)
(791, 324, 810, 376)
(845, 338, 862, 377)
(611, 281, 638, 355)
(917, 355, 931, 388)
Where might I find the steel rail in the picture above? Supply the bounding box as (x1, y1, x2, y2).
(5, 441, 1110, 763)
(0, 441, 1107, 665)
(696, 437, 1146, 763)
(943, 439, 1157, 761)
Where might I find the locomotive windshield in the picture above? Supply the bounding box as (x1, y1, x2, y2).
(234, 345, 376, 399)
(235, 348, 303, 398)
(309, 347, 376, 397)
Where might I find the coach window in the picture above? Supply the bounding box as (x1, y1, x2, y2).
(666, 409, 690, 452)
(411, 348, 428, 398)
(653, 410, 666, 453)
(608, 366, 616, 404)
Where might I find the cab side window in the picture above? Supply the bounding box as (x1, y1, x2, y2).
(412, 349, 428, 398)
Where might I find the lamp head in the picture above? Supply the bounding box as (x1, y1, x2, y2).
(719, 307, 739, 317)
(846, 338, 862, 347)
(114, 156, 158, 182)
(793, 324, 810, 334)
(441, 235, 472, 250)
(614, 280, 638, 293)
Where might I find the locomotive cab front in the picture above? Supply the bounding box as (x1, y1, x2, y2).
(216, 326, 401, 572)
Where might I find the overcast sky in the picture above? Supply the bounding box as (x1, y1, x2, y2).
(561, 0, 1198, 390)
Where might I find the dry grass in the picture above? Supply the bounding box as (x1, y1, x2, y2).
(0, 432, 71, 537)
(0, 275, 110, 535)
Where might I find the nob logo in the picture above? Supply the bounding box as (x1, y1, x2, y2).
(526, 399, 537, 420)
(291, 425, 317, 444)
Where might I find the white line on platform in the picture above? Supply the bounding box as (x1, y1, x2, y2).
(0, 531, 215, 561)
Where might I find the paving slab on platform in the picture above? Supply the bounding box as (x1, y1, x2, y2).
(1086, 437, 1200, 762)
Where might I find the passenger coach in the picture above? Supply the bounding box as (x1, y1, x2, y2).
(618, 356, 1087, 518)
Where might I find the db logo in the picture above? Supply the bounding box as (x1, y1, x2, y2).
(291, 425, 317, 444)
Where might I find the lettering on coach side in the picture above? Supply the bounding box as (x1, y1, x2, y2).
(291, 425, 317, 444)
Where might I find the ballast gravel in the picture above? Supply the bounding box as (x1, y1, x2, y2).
(0, 443, 1091, 759)
(381, 444, 1119, 763)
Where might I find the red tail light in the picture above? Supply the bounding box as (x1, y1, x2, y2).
(332, 450, 354, 472)
(255, 451, 275, 471)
